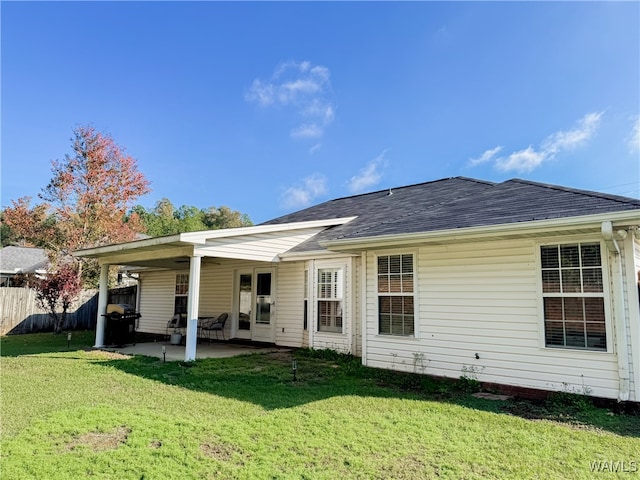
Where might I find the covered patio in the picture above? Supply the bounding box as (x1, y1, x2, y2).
(74, 217, 355, 362)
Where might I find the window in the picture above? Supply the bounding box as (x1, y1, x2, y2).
(317, 268, 343, 333)
(377, 254, 414, 336)
(540, 243, 606, 350)
(174, 273, 189, 315)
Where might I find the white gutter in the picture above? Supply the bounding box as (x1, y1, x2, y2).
(602, 221, 630, 402)
(322, 211, 640, 251)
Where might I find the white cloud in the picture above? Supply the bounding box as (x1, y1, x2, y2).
(246, 61, 335, 139)
(291, 123, 323, 139)
(468, 146, 503, 167)
(244, 79, 276, 106)
(469, 112, 603, 174)
(495, 146, 546, 173)
(281, 174, 327, 209)
(628, 115, 640, 154)
(347, 150, 388, 193)
(542, 111, 602, 155)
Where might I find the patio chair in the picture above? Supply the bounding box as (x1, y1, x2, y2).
(201, 313, 228, 341)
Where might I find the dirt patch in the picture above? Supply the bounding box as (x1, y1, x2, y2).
(149, 440, 162, 449)
(201, 442, 241, 463)
(264, 350, 293, 362)
(65, 426, 131, 452)
(83, 349, 132, 360)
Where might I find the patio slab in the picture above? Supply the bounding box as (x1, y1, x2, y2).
(101, 341, 289, 361)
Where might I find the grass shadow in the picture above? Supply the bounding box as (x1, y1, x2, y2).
(0, 330, 96, 357)
(99, 347, 640, 438)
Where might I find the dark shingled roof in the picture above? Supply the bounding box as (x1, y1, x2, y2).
(261, 177, 640, 253)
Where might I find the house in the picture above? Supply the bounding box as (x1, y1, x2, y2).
(74, 177, 640, 402)
(0, 246, 49, 287)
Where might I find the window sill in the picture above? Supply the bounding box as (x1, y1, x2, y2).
(374, 334, 419, 341)
(541, 345, 612, 355)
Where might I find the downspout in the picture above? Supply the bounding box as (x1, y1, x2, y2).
(602, 221, 630, 402)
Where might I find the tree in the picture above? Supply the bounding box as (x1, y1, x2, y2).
(131, 200, 253, 237)
(203, 206, 252, 230)
(4, 126, 151, 284)
(34, 264, 82, 334)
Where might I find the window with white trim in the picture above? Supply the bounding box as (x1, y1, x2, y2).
(317, 268, 343, 333)
(540, 243, 607, 351)
(377, 254, 415, 336)
(174, 273, 189, 316)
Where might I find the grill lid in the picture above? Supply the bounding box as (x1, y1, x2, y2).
(106, 303, 135, 315)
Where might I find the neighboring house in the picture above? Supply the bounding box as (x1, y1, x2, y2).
(0, 246, 49, 287)
(75, 177, 640, 402)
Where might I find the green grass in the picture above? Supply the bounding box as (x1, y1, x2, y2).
(1, 332, 639, 479)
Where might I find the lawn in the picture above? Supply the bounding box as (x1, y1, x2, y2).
(1, 332, 639, 479)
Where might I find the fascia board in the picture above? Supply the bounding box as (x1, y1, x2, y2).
(74, 217, 357, 258)
(73, 234, 184, 257)
(278, 250, 360, 261)
(321, 211, 640, 250)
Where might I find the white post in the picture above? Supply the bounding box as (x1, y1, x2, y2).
(94, 264, 109, 348)
(185, 255, 201, 362)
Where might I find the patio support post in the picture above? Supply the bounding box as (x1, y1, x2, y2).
(185, 255, 201, 361)
(94, 263, 109, 348)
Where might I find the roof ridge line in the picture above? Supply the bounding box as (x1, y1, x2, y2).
(325, 176, 495, 204)
(510, 178, 640, 205)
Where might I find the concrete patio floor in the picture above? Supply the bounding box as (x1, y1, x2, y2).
(102, 341, 289, 361)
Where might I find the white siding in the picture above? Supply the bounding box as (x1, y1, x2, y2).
(137, 270, 180, 335)
(275, 261, 305, 348)
(364, 238, 622, 400)
(197, 228, 326, 262)
(354, 256, 362, 356)
(625, 235, 640, 401)
(136, 259, 307, 347)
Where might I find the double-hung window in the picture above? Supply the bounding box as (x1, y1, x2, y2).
(540, 243, 607, 351)
(174, 273, 189, 316)
(317, 268, 343, 333)
(377, 254, 415, 336)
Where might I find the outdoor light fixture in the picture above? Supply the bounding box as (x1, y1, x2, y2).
(291, 359, 297, 382)
(162, 345, 166, 363)
(67, 332, 72, 349)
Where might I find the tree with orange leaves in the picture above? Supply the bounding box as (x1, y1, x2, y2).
(4, 126, 150, 285)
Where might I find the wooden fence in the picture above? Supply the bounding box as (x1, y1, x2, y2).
(0, 288, 98, 335)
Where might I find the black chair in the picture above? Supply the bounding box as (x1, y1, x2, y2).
(201, 313, 229, 341)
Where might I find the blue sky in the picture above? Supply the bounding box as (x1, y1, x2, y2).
(2, 1, 639, 224)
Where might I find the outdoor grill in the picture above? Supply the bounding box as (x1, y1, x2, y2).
(103, 303, 141, 347)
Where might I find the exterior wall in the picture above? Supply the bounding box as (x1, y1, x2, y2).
(274, 261, 305, 348)
(136, 259, 307, 347)
(626, 234, 640, 401)
(137, 270, 178, 336)
(363, 237, 626, 400)
(354, 256, 362, 356)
